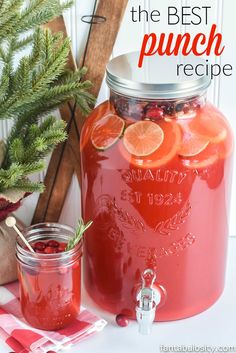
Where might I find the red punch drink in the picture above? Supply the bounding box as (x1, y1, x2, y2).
(16, 223, 81, 330)
(81, 53, 234, 322)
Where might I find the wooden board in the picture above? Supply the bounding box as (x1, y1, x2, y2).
(32, 0, 128, 223)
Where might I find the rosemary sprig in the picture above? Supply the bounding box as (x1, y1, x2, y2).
(66, 218, 93, 251)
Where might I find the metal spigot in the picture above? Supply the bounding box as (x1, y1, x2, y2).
(136, 269, 161, 335)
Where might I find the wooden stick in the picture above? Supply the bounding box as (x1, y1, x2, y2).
(6, 217, 34, 253)
(33, 0, 128, 223)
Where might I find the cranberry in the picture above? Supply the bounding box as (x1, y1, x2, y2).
(35, 249, 44, 254)
(116, 314, 129, 327)
(47, 240, 59, 248)
(114, 98, 129, 116)
(44, 246, 57, 254)
(34, 241, 46, 251)
(58, 242, 67, 252)
(164, 104, 175, 116)
(145, 106, 164, 120)
(191, 99, 202, 110)
(183, 103, 190, 114)
(128, 102, 145, 119)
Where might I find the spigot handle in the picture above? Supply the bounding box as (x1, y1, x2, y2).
(141, 268, 156, 287)
(136, 269, 162, 335)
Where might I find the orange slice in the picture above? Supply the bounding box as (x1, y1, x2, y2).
(189, 104, 227, 143)
(180, 143, 219, 169)
(123, 121, 164, 157)
(81, 101, 116, 151)
(91, 113, 125, 150)
(178, 125, 209, 157)
(120, 120, 181, 168)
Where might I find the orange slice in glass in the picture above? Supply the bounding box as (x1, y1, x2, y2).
(120, 120, 181, 168)
(91, 113, 125, 150)
(81, 101, 116, 151)
(180, 143, 219, 169)
(178, 126, 209, 157)
(189, 104, 227, 143)
(123, 121, 164, 157)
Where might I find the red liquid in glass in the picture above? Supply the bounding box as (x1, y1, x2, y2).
(81, 100, 233, 321)
(18, 240, 81, 330)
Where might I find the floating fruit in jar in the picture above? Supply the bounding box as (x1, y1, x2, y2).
(188, 104, 227, 143)
(144, 103, 164, 121)
(180, 143, 219, 169)
(178, 125, 209, 157)
(120, 119, 181, 168)
(91, 113, 125, 150)
(123, 120, 164, 156)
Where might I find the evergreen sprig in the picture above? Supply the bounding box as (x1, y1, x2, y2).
(0, 0, 95, 194)
(66, 219, 93, 251)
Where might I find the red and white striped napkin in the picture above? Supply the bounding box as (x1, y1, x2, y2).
(0, 282, 107, 352)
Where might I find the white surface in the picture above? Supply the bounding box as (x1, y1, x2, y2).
(0, 238, 235, 353)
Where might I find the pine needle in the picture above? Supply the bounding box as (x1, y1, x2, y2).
(66, 219, 93, 251)
(0, 0, 95, 194)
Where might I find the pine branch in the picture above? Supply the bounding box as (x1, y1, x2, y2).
(12, 34, 34, 52)
(0, 0, 73, 42)
(0, 0, 95, 194)
(66, 219, 93, 251)
(10, 180, 45, 193)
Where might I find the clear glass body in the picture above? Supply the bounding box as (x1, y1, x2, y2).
(16, 223, 81, 330)
(80, 91, 234, 321)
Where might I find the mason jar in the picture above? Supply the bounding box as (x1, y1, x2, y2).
(80, 52, 234, 322)
(16, 223, 82, 330)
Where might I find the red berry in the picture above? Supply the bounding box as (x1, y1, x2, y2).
(191, 99, 201, 110)
(35, 249, 44, 254)
(183, 103, 190, 114)
(34, 241, 46, 251)
(116, 314, 129, 327)
(58, 242, 67, 252)
(44, 246, 57, 254)
(145, 107, 164, 120)
(47, 240, 59, 248)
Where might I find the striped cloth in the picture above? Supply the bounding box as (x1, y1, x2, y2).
(0, 282, 107, 352)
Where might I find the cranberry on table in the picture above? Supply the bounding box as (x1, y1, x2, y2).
(116, 314, 129, 327)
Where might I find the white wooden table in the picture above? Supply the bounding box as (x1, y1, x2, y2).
(1, 238, 236, 353)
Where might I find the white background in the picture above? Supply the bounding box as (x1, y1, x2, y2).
(1, 0, 236, 235)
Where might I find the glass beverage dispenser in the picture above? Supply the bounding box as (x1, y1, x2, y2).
(80, 52, 233, 333)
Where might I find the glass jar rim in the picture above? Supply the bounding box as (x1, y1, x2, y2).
(16, 222, 82, 265)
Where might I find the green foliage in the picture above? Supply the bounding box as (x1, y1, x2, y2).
(66, 218, 93, 251)
(0, 0, 95, 194)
